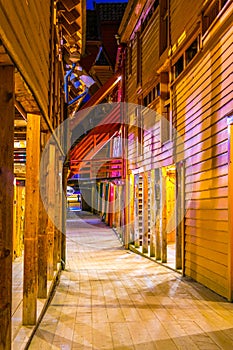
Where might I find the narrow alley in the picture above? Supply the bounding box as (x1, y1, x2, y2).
(27, 212, 233, 350)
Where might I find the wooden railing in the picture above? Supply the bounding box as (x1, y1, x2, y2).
(70, 157, 123, 180)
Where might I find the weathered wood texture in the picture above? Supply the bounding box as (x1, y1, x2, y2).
(47, 144, 55, 280)
(13, 183, 25, 259)
(173, 20, 233, 299)
(0, 65, 14, 350)
(124, 0, 233, 299)
(38, 133, 49, 298)
(23, 114, 41, 325)
(0, 0, 51, 117)
(170, 0, 202, 46)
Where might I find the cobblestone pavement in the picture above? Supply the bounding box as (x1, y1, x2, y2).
(28, 212, 233, 349)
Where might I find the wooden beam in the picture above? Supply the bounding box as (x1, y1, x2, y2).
(47, 144, 55, 280)
(134, 175, 140, 248)
(0, 65, 14, 350)
(176, 162, 184, 270)
(23, 113, 41, 325)
(142, 172, 148, 254)
(228, 120, 233, 301)
(155, 169, 161, 260)
(38, 133, 49, 298)
(150, 169, 156, 257)
(53, 153, 60, 271)
(62, 165, 68, 268)
(161, 167, 167, 263)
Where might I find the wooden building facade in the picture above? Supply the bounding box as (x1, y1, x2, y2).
(0, 0, 85, 348)
(113, 0, 233, 300)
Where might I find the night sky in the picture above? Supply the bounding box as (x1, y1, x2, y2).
(86, 0, 128, 10)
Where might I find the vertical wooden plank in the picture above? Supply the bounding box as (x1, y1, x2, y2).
(0, 65, 14, 350)
(112, 185, 116, 227)
(106, 183, 110, 225)
(108, 183, 113, 227)
(97, 182, 101, 214)
(124, 174, 130, 248)
(23, 113, 40, 325)
(115, 186, 120, 230)
(91, 184, 95, 214)
(38, 132, 49, 298)
(129, 173, 135, 245)
(47, 144, 55, 280)
(119, 185, 123, 239)
(101, 183, 105, 219)
(228, 120, 233, 301)
(134, 175, 140, 248)
(176, 162, 184, 271)
(57, 159, 64, 263)
(142, 172, 148, 254)
(155, 169, 161, 260)
(150, 169, 156, 257)
(61, 166, 68, 269)
(53, 152, 59, 271)
(13, 181, 17, 259)
(161, 167, 167, 263)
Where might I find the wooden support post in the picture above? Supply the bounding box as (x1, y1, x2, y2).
(23, 113, 40, 325)
(129, 174, 135, 246)
(57, 159, 63, 263)
(176, 163, 184, 270)
(124, 174, 130, 249)
(112, 185, 116, 227)
(150, 169, 156, 257)
(161, 167, 167, 263)
(61, 166, 68, 268)
(0, 65, 14, 349)
(47, 144, 55, 280)
(97, 182, 100, 214)
(118, 185, 123, 239)
(115, 186, 120, 230)
(155, 169, 161, 260)
(106, 183, 110, 225)
(38, 133, 49, 298)
(142, 172, 148, 254)
(91, 184, 95, 213)
(108, 183, 113, 227)
(53, 152, 59, 271)
(134, 175, 140, 248)
(101, 183, 106, 220)
(228, 120, 233, 301)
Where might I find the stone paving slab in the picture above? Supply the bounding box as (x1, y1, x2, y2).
(27, 211, 233, 349)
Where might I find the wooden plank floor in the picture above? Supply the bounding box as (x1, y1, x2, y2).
(22, 211, 233, 349)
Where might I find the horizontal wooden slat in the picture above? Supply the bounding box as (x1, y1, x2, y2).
(186, 197, 228, 210)
(185, 226, 228, 243)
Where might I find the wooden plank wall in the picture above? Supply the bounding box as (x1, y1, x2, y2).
(173, 22, 233, 298)
(0, 0, 51, 116)
(126, 38, 138, 103)
(170, 0, 202, 45)
(141, 13, 159, 87)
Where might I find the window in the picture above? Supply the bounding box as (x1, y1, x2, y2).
(174, 56, 184, 78)
(172, 37, 199, 80)
(202, 0, 230, 35)
(143, 83, 160, 107)
(185, 38, 198, 65)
